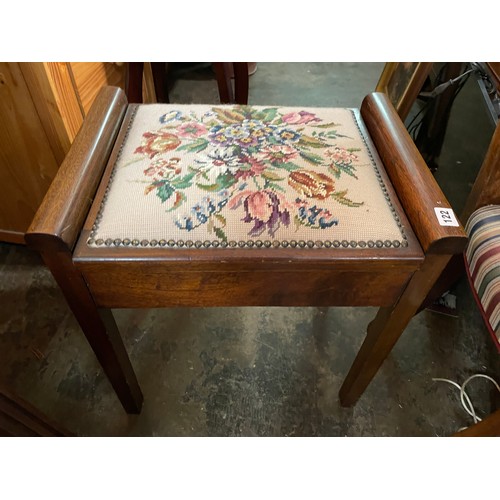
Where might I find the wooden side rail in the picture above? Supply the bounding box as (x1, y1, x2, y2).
(25, 86, 127, 252)
(361, 92, 467, 256)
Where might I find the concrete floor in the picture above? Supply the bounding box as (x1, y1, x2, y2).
(1, 62, 499, 436)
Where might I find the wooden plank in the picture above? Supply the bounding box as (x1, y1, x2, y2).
(0, 229, 26, 245)
(76, 261, 415, 308)
(41, 62, 85, 142)
(0, 62, 60, 236)
(70, 62, 128, 114)
(19, 63, 72, 164)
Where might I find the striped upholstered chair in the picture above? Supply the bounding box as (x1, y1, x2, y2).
(453, 119, 500, 437)
(465, 206, 500, 353)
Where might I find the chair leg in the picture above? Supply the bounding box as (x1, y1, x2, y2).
(125, 62, 145, 103)
(39, 249, 143, 414)
(339, 253, 453, 406)
(233, 62, 249, 104)
(213, 62, 235, 104)
(150, 62, 169, 103)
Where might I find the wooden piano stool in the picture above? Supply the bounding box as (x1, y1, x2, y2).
(25, 87, 467, 414)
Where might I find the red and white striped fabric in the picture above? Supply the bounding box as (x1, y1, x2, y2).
(464, 205, 500, 351)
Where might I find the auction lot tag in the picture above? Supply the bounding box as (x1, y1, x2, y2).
(434, 207, 459, 227)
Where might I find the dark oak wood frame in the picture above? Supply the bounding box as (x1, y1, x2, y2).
(25, 87, 467, 416)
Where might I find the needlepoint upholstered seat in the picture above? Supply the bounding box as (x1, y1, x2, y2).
(87, 104, 406, 251)
(26, 87, 467, 414)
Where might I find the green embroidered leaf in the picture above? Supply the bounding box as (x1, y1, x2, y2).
(267, 181, 287, 193)
(214, 227, 228, 242)
(236, 105, 253, 116)
(156, 182, 175, 203)
(215, 214, 227, 227)
(252, 108, 278, 123)
(276, 162, 300, 172)
(311, 122, 341, 129)
(213, 107, 246, 124)
(298, 135, 327, 148)
(325, 131, 350, 139)
(328, 163, 358, 179)
(166, 191, 186, 212)
(328, 164, 342, 179)
(197, 173, 237, 191)
(331, 190, 364, 207)
(300, 151, 324, 165)
(177, 138, 209, 153)
(262, 170, 285, 181)
(294, 215, 303, 230)
(197, 183, 222, 192)
(171, 171, 196, 189)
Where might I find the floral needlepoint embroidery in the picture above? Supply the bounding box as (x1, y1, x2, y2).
(129, 105, 367, 242)
(90, 103, 407, 250)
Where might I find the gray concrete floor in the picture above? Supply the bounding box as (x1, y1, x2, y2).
(1, 62, 499, 436)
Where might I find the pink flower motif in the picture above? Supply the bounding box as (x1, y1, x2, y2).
(282, 111, 320, 125)
(249, 157, 266, 175)
(235, 155, 267, 180)
(325, 147, 358, 164)
(177, 122, 207, 138)
(143, 158, 181, 178)
(144, 159, 169, 177)
(228, 189, 292, 236)
(257, 145, 298, 164)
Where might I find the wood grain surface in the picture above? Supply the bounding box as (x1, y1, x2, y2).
(361, 92, 468, 255)
(0, 63, 60, 240)
(70, 62, 128, 113)
(26, 86, 127, 250)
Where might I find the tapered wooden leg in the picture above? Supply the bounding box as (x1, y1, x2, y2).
(39, 248, 143, 414)
(339, 254, 452, 406)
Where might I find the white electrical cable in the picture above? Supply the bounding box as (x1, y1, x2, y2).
(432, 374, 500, 429)
(432, 377, 479, 423)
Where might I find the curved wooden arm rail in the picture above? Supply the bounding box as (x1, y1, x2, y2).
(26, 87, 467, 418)
(361, 93, 467, 255)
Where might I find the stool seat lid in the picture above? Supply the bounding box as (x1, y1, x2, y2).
(87, 103, 408, 250)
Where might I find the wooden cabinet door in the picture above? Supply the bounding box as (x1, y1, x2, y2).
(0, 63, 60, 243)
